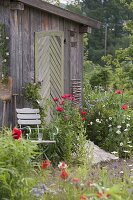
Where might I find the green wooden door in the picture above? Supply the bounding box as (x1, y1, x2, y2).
(35, 31, 64, 119)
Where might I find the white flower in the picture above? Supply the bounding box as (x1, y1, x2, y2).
(122, 121, 125, 123)
(2, 59, 7, 63)
(96, 119, 100, 122)
(36, 100, 40, 104)
(116, 130, 121, 134)
(6, 36, 9, 39)
(90, 122, 93, 125)
(120, 142, 123, 146)
(58, 162, 68, 170)
(111, 151, 118, 154)
(123, 150, 130, 153)
(126, 124, 130, 127)
(127, 117, 130, 120)
(124, 129, 128, 132)
(108, 124, 112, 127)
(128, 164, 133, 167)
(109, 117, 112, 120)
(127, 141, 132, 144)
(117, 125, 121, 129)
(102, 105, 105, 107)
(119, 171, 124, 174)
(6, 52, 9, 56)
(128, 145, 133, 148)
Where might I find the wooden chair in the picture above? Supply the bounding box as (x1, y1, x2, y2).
(16, 108, 56, 158)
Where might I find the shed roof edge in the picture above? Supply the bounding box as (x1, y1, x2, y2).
(14, 0, 101, 29)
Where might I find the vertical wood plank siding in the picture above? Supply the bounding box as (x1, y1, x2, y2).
(0, 2, 83, 126)
(0, 0, 10, 127)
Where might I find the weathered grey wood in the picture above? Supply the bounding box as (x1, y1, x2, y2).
(18, 119, 41, 125)
(17, 114, 40, 119)
(79, 25, 92, 34)
(64, 20, 70, 93)
(22, 7, 30, 85)
(10, 2, 24, 10)
(15, 0, 101, 29)
(41, 12, 49, 30)
(70, 22, 78, 80)
(0, 0, 10, 127)
(16, 108, 40, 113)
(78, 30, 84, 107)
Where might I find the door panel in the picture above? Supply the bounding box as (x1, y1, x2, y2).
(35, 31, 64, 120)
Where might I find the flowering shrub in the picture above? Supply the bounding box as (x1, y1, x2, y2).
(47, 94, 88, 165)
(84, 86, 133, 158)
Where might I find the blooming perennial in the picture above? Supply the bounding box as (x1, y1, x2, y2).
(72, 177, 80, 184)
(58, 162, 68, 170)
(60, 169, 69, 180)
(115, 90, 123, 94)
(56, 106, 64, 112)
(41, 160, 50, 169)
(122, 104, 128, 110)
(12, 127, 22, 140)
(80, 195, 87, 200)
(53, 97, 59, 102)
(81, 111, 87, 115)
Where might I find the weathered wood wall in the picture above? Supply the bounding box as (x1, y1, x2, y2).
(0, 1, 83, 127)
(0, 0, 10, 127)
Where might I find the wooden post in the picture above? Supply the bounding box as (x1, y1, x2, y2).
(2, 100, 6, 128)
(13, 94, 19, 126)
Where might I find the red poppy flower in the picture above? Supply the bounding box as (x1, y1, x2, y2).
(122, 104, 128, 110)
(41, 160, 50, 169)
(80, 195, 87, 200)
(82, 117, 86, 121)
(60, 100, 65, 105)
(81, 111, 87, 115)
(72, 177, 80, 184)
(60, 169, 69, 180)
(12, 127, 22, 140)
(115, 90, 123, 94)
(68, 96, 76, 101)
(56, 106, 64, 112)
(53, 97, 59, 102)
(61, 94, 72, 99)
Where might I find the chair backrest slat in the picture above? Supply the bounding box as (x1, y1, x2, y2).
(18, 119, 41, 125)
(16, 108, 40, 114)
(17, 114, 40, 120)
(16, 108, 41, 126)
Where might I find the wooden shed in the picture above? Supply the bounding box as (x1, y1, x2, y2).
(0, 0, 100, 127)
